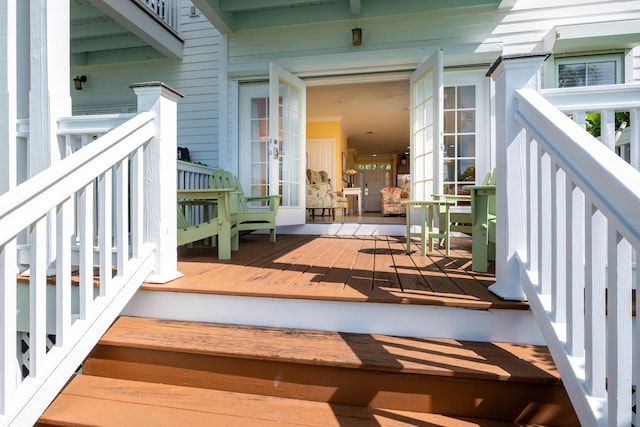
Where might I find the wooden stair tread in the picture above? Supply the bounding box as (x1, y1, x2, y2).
(39, 375, 524, 427)
(98, 316, 561, 384)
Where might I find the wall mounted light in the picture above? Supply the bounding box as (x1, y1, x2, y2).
(73, 75, 87, 90)
(352, 28, 362, 46)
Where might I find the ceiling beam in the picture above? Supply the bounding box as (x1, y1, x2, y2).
(192, 0, 233, 34)
(350, 0, 360, 15)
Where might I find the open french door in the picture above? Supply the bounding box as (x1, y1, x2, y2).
(410, 48, 444, 200)
(268, 63, 307, 225)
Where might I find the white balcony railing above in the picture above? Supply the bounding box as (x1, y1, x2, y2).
(135, 0, 179, 32)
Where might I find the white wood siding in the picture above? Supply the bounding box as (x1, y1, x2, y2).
(71, 2, 222, 168)
(225, 1, 640, 77)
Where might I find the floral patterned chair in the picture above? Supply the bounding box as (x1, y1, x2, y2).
(380, 187, 409, 216)
(306, 169, 348, 220)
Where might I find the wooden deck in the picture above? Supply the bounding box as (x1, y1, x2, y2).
(143, 234, 529, 311)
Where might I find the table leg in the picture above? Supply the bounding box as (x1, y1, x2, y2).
(420, 205, 427, 256)
(405, 206, 412, 254)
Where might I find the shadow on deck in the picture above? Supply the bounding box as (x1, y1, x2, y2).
(143, 234, 528, 311)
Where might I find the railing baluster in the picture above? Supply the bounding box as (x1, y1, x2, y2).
(526, 134, 538, 272)
(585, 202, 606, 398)
(56, 198, 72, 344)
(29, 216, 47, 377)
(552, 163, 566, 324)
(99, 169, 113, 297)
(566, 180, 584, 357)
(79, 182, 94, 319)
(600, 109, 616, 150)
(130, 147, 144, 259)
(116, 157, 129, 276)
(631, 108, 639, 169)
(0, 237, 18, 413)
(539, 151, 552, 296)
(606, 229, 633, 425)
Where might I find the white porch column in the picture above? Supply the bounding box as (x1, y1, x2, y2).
(487, 53, 549, 301)
(29, 0, 71, 175)
(0, 0, 16, 195)
(131, 82, 183, 283)
(28, 0, 71, 272)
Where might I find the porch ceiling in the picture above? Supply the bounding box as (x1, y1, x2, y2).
(192, 0, 501, 34)
(71, 0, 183, 66)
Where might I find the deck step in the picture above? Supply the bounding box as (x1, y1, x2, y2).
(41, 316, 579, 426)
(38, 375, 525, 427)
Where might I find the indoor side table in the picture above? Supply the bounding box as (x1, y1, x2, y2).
(342, 187, 362, 215)
(402, 199, 454, 256)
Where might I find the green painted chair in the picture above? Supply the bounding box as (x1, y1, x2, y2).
(434, 170, 493, 240)
(467, 176, 496, 272)
(433, 170, 496, 270)
(177, 188, 239, 260)
(209, 170, 280, 242)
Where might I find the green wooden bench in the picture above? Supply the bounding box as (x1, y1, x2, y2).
(177, 188, 239, 260)
(209, 170, 279, 242)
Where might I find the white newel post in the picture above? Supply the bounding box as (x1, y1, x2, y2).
(0, 0, 16, 196)
(487, 54, 549, 301)
(131, 82, 183, 283)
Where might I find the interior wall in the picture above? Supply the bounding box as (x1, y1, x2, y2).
(307, 120, 347, 189)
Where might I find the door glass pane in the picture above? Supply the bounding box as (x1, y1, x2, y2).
(277, 82, 302, 207)
(442, 85, 476, 196)
(249, 97, 270, 201)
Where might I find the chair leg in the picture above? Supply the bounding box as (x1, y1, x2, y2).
(331, 208, 336, 220)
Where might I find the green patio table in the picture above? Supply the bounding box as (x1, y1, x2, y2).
(402, 199, 454, 256)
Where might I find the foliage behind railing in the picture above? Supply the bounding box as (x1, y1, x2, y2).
(515, 88, 639, 427)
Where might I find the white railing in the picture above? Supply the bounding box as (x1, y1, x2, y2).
(0, 83, 181, 426)
(514, 88, 639, 427)
(135, 0, 179, 32)
(543, 83, 640, 169)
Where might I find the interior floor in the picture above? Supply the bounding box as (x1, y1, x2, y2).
(306, 210, 405, 225)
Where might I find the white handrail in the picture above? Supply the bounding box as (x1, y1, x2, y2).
(515, 88, 639, 427)
(0, 112, 157, 426)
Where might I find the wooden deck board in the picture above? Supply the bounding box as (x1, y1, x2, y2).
(145, 234, 528, 311)
(39, 375, 524, 427)
(97, 317, 561, 383)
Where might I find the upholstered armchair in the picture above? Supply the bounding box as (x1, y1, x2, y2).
(380, 187, 409, 216)
(306, 169, 347, 220)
